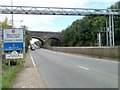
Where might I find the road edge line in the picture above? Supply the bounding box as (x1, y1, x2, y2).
(29, 51, 36, 67)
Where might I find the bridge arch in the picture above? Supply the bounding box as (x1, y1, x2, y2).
(46, 37, 62, 46)
(47, 37, 61, 41)
(30, 31, 61, 47)
(31, 36, 44, 46)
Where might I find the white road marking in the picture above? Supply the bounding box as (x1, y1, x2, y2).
(78, 65, 90, 70)
(94, 58, 118, 63)
(29, 51, 36, 67)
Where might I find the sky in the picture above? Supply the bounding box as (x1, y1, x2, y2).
(0, 0, 119, 33)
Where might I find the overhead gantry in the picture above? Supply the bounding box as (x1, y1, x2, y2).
(0, 5, 119, 16)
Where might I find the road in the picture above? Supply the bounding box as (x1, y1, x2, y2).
(30, 49, 118, 88)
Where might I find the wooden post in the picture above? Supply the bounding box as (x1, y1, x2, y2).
(20, 59, 22, 65)
(8, 60, 10, 66)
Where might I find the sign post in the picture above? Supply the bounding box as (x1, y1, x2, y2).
(2, 28, 25, 60)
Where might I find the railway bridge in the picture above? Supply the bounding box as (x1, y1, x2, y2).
(30, 31, 61, 45)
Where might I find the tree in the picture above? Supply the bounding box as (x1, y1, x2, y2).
(0, 17, 12, 29)
(45, 39, 61, 46)
(21, 25, 31, 52)
(34, 41, 42, 48)
(61, 1, 120, 46)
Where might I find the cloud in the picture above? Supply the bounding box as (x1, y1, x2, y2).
(30, 25, 61, 32)
(89, 0, 118, 2)
(0, 0, 86, 7)
(0, 0, 118, 6)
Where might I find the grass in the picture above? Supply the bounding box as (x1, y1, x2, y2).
(2, 54, 26, 88)
(0, 72, 2, 90)
(2, 65, 23, 88)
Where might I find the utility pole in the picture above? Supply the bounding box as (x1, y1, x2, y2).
(11, 0, 14, 28)
(106, 9, 115, 47)
(110, 10, 115, 46)
(109, 14, 112, 46)
(98, 32, 101, 47)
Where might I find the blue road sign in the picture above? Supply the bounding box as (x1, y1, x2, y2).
(4, 42, 23, 51)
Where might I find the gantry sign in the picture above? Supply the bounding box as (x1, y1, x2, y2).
(0, 5, 120, 46)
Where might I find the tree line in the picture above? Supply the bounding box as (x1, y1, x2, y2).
(60, 1, 120, 47)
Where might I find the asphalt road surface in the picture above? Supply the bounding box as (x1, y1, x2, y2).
(30, 49, 118, 88)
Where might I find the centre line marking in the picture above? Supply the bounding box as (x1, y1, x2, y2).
(78, 65, 90, 70)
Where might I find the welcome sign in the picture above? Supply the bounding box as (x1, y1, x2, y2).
(3, 29, 23, 42)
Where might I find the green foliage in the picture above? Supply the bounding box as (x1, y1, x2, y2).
(45, 39, 61, 46)
(25, 30, 31, 52)
(21, 25, 31, 52)
(0, 17, 12, 29)
(34, 41, 42, 47)
(0, 72, 2, 89)
(113, 1, 120, 45)
(2, 65, 23, 88)
(2, 54, 26, 88)
(106, 1, 120, 46)
(61, 1, 120, 46)
(61, 16, 99, 46)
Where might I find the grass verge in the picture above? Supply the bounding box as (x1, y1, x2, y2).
(2, 54, 26, 88)
(0, 73, 2, 89)
(2, 65, 23, 88)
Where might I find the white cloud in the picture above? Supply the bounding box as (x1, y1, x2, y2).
(0, 0, 86, 7)
(30, 25, 61, 32)
(0, 0, 118, 6)
(14, 15, 55, 27)
(89, 0, 118, 2)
